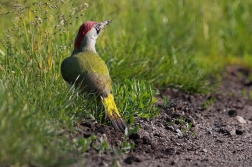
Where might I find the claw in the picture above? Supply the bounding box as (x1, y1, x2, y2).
(111, 117, 127, 132)
(109, 110, 127, 132)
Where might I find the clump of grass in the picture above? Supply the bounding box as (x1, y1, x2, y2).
(169, 116, 196, 138)
(249, 91, 252, 100)
(65, 79, 158, 126)
(240, 88, 247, 98)
(201, 96, 216, 109)
(0, 83, 76, 166)
(114, 79, 158, 120)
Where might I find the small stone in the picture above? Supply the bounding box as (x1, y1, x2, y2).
(159, 137, 166, 142)
(202, 149, 207, 153)
(138, 129, 148, 137)
(230, 129, 236, 136)
(134, 139, 143, 145)
(142, 136, 151, 145)
(151, 143, 158, 150)
(176, 129, 183, 137)
(236, 115, 246, 124)
(228, 109, 237, 117)
(102, 134, 108, 143)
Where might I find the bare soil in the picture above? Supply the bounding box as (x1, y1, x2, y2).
(76, 65, 252, 167)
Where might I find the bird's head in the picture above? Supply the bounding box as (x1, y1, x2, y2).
(74, 20, 112, 50)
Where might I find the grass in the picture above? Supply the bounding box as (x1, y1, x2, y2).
(170, 116, 196, 138)
(201, 96, 216, 109)
(0, 0, 252, 166)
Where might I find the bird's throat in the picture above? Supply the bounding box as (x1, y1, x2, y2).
(74, 35, 97, 54)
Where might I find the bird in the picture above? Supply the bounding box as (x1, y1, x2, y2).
(61, 20, 126, 132)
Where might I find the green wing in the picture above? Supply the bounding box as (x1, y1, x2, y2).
(61, 51, 111, 94)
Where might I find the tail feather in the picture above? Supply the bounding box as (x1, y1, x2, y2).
(102, 94, 126, 132)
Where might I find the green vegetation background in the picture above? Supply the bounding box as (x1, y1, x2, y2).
(0, 0, 251, 166)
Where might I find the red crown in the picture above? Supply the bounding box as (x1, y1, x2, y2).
(74, 21, 97, 49)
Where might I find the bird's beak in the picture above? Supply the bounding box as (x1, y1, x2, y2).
(94, 20, 112, 32)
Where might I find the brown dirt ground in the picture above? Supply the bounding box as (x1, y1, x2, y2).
(75, 65, 252, 167)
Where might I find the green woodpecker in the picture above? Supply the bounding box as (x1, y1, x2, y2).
(61, 20, 126, 132)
